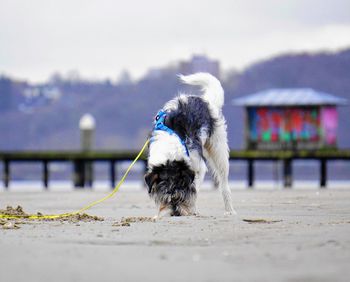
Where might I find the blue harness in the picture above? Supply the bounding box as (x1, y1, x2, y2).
(151, 110, 190, 157)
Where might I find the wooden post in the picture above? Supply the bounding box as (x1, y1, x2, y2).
(283, 159, 292, 188)
(85, 161, 93, 188)
(79, 114, 95, 188)
(73, 160, 85, 188)
(110, 160, 116, 189)
(43, 160, 49, 189)
(3, 160, 10, 189)
(320, 159, 327, 188)
(247, 159, 254, 188)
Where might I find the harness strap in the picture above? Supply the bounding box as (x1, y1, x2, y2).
(151, 110, 190, 157)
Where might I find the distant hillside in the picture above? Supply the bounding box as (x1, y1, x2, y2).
(0, 48, 349, 151)
(0, 68, 183, 150)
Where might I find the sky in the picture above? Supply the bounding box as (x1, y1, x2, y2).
(1, 0, 350, 83)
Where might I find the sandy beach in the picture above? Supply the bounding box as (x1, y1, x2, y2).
(1, 188, 350, 282)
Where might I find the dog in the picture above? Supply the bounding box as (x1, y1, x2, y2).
(144, 72, 236, 217)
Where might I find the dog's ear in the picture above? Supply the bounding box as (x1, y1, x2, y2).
(181, 169, 195, 187)
(187, 170, 195, 184)
(144, 172, 159, 193)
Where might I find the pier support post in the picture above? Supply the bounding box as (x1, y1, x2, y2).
(79, 113, 95, 189)
(85, 161, 93, 188)
(110, 160, 116, 189)
(320, 159, 327, 188)
(283, 159, 292, 188)
(3, 160, 10, 189)
(43, 160, 49, 189)
(247, 159, 254, 188)
(73, 160, 85, 188)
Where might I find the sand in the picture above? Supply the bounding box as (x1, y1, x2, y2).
(0, 188, 350, 282)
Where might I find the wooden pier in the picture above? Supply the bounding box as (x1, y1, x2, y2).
(1, 149, 350, 189)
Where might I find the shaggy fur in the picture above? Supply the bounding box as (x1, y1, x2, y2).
(145, 72, 236, 217)
(145, 160, 196, 216)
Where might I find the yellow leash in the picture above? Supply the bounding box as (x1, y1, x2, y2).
(0, 139, 149, 220)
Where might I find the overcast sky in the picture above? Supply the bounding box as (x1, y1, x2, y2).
(1, 0, 350, 83)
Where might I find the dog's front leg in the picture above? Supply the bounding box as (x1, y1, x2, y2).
(154, 204, 171, 219)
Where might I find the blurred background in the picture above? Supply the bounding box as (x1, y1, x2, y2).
(0, 0, 349, 186)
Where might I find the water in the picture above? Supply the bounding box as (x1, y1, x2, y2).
(0, 179, 349, 192)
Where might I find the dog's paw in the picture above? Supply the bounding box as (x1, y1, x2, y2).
(224, 209, 237, 216)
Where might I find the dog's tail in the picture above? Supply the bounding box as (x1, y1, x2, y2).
(178, 72, 224, 109)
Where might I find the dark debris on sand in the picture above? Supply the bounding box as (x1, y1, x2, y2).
(112, 216, 155, 227)
(55, 213, 104, 223)
(0, 206, 28, 217)
(243, 218, 282, 224)
(0, 205, 104, 229)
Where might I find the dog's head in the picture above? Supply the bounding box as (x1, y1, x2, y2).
(144, 160, 196, 216)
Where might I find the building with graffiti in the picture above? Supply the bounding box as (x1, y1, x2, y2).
(233, 88, 347, 150)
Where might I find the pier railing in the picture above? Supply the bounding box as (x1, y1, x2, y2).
(1, 150, 350, 189)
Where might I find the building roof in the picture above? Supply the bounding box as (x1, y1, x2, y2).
(232, 88, 347, 107)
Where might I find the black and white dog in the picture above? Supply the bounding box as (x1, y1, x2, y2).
(144, 73, 236, 217)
